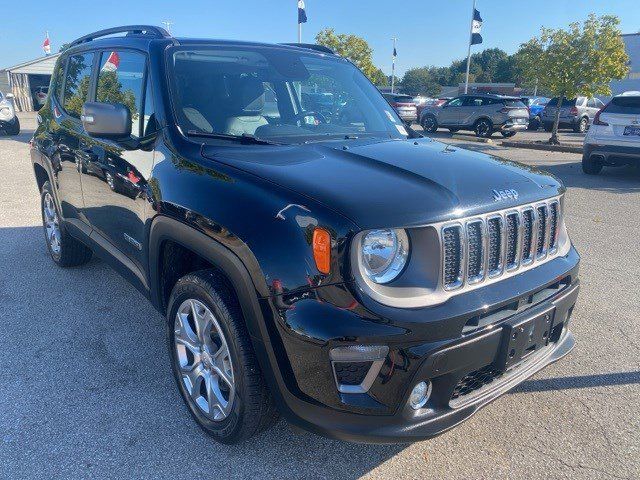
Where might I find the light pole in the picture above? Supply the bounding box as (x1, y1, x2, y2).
(391, 37, 397, 93)
(464, 0, 476, 94)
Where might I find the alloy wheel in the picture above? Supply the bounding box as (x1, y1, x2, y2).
(476, 120, 491, 137)
(43, 192, 61, 255)
(174, 299, 235, 421)
(106, 172, 115, 191)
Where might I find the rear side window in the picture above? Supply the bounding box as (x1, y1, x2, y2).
(605, 96, 640, 114)
(96, 50, 146, 137)
(63, 52, 95, 118)
(548, 98, 576, 107)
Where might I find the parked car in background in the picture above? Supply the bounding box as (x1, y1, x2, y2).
(420, 94, 529, 138)
(34, 86, 49, 108)
(0, 91, 20, 135)
(520, 96, 550, 130)
(382, 93, 418, 123)
(541, 96, 604, 133)
(582, 92, 640, 175)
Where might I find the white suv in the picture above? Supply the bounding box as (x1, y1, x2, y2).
(583, 92, 640, 175)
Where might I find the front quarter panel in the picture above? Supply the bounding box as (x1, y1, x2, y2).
(149, 131, 360, 300)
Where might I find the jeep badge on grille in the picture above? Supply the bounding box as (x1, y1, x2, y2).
(492, 189, 519, 202)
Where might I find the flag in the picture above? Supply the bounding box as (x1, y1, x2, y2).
(298, 0, 307, 24)
(101, 51, 120, 72)
(393, 46, 397, 59)
(42, 35, 51, 55)
(471, 8, 483, 45)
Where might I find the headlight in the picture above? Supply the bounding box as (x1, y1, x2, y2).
(0, 107, 11, 119)
(360, 229, 409, 284)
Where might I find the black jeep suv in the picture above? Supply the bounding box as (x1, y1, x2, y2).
(31, 26, 580, 444)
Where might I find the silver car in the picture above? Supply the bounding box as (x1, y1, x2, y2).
(420, 94, 529, 138)
(541, 96, 605, 133)
(0, 92, 20, 135)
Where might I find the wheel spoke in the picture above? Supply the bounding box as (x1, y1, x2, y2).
(212, 344, 234, 388)
(184, 362, 205, 397)
(204, 370, 232, 417)
(175, 312, 199, 350)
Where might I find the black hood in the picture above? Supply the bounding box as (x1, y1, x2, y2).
(202, 137, 564, 230)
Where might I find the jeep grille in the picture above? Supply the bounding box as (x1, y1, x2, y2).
(441, 198, 561, 291)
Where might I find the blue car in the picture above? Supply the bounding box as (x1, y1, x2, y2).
(521, 96, 550, 130)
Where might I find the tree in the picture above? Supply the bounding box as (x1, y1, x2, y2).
(517, 14, 629, 144)
(400, 67, 442, 97)
(315, 28, 384, 84)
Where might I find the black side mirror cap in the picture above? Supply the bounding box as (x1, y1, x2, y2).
(81, 102, 131, 139)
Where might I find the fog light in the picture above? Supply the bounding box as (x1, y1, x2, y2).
(409, 381, 431, 410)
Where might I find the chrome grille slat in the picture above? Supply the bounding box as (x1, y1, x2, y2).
(536, 204, 548, 259)
(487, 215, 504, 277)
(505, 211, 520, 271)
(466, 220, 485, 284)
(439, 198, 562, 293)
(548, 201, 559, 253)
(442, 225, 464, 290)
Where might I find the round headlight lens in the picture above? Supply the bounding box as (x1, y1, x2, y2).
(360, 229, 409, 284)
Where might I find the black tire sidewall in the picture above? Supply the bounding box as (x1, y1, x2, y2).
(166, 278, 247, 442)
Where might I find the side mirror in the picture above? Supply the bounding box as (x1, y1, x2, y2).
(81, 102, 131, 138)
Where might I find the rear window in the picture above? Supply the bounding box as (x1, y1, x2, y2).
(504, 100, 527, 108)
(547, 98, 576, 107)
(387, 95, 413, 103)
(605, 96, 640, 114)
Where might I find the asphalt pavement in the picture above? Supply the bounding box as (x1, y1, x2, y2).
(0, 113, 638, 479)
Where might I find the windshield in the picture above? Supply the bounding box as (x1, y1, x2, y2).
(168, 46, 408, 144)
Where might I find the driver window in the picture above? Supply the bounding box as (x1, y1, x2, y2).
(96, 50, 146, 137)
(448, 97, 464, 107)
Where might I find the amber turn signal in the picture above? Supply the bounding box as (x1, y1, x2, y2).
(312, 228, 331, 274)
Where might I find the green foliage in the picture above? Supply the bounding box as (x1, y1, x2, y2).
(517, 14, 629, 142)
(400, 67, 444, 97)
(315, 28, 385, 85)
(517, 14, 629, 99)
(96, 70, 138, 121)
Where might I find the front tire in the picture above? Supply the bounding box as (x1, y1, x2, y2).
(421, 115, 438, 133)
(543, 123, 554, 132)
(474, 118, 493, 138)
(582, 152, 603, 175)
(167, 270, 278, 444)
(41, 181, 92, 267)
(6, 118, 20, 135)
(574, 117, 588, 133)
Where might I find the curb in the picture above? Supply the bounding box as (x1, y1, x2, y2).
(450, 134, 493, 144)
(499, 141, 583, 154)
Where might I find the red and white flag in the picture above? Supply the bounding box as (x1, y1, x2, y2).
(42, 34, 51, 55)
(101, 51, 120, 72)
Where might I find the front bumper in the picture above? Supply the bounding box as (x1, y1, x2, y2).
(259, 247, 580, 443)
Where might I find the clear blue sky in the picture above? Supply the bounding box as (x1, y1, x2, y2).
(1, 0, 638, 74)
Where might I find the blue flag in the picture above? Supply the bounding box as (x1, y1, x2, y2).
(298, 0, 307, 24)
(471, 8, 483, 45)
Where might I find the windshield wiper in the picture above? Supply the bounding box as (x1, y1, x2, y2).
(186, 130, 281, 145)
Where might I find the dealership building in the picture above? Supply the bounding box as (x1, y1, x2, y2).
(611, 33, 640, 95)
(0, 54, 60, 111)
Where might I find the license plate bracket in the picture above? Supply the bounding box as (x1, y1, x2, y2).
(623, 125, 640, 136)
(495, 307, 555, 371)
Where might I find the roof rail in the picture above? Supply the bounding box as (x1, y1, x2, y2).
(69, 25, 171, 47)
(280, 43, 335, 55)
